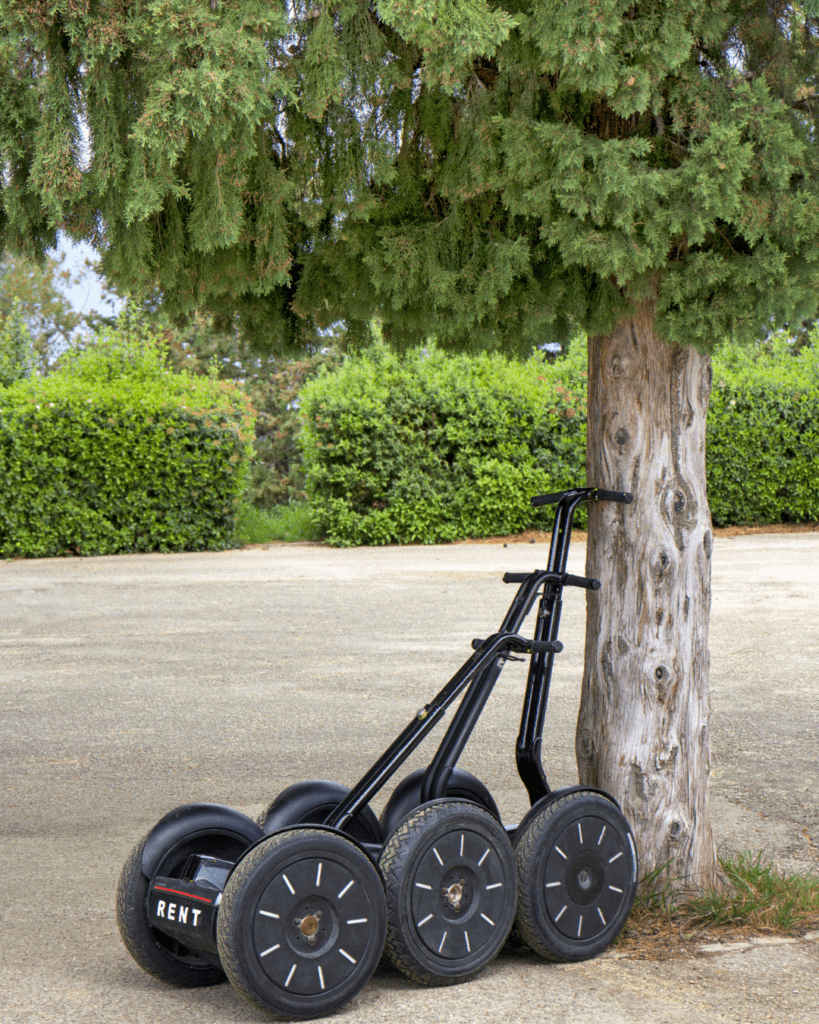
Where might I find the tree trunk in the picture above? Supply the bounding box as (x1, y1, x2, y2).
(577, 297, 718, 888)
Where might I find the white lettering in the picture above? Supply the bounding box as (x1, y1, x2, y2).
(192, 908, 201, 927)
(168, 904, 176, 922)
(178, 906, 188, 925)
(156, 901, 166, 918)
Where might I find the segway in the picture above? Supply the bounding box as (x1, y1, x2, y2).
(117, 487, 638, 1019)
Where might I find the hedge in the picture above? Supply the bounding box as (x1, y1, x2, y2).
(299, 337, 819, 546)
(0, 328, 254, 557)
(299, 344, 588, 545)
(707, 337, 819, 526)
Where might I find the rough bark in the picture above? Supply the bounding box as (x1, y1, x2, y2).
(577, 297, 718, 888)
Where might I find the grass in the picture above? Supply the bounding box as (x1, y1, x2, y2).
(685, 852, 819, 933)
(616, 852, 819, 957)
(236, 501, 322, 545)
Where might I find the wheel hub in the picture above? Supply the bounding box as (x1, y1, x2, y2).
(408, 826, 513, 960)
(251, 855, 374, 992)
(442, 880, 466, 911)
(295, 912, 322, 943)
(566, 850, 604, 906)
(284, 895, 337, 957)
(542, 813, 632, 941)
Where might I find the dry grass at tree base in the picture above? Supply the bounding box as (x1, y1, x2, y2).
(612, 910, 819, 963)
(607, 852, 819, 962)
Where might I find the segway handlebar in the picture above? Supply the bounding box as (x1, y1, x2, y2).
(595, 489, 634, 504)
(471, 637, 564, 654)
(529, 639, 565, 654)
(530, 488, 634, 507)
(502, 571, 601, 590)
(530, 492, 567, 507)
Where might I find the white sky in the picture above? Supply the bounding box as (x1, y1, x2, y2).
(50, 235, 124, 318)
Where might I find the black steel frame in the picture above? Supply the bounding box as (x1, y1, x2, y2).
(326, 486, 632, 836)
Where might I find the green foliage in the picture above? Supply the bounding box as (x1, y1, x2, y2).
(236, 501, 321, 545)
(0, 253, 87, 372)
(244, 347, 344, 508)
(300, 337, 819, 545)
(627, 850, 819, 936)
(4, 3, 819, 353)
(299, 343, 587, 545)
(708, 335, 819, 525)
(0, 299, 33, 386)
(0, 319, 254, 557)
(153, 309, 345, 507)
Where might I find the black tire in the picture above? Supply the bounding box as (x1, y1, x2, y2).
(514, 790, 638, 962)
(378, 768, 501, 838)
(217, 828, 387, 1020)
(259, 780, 382, 846)
(117, 819, 259, 987)
(379, 800, 517, 986)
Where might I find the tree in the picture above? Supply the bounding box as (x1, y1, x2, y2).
(4, 1, 819, 885)
(155, 309, 344, 506)
(0, 253, 86, 373)
(0, 299, 33, 386)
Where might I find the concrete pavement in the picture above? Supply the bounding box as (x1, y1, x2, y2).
(1, 532, 818, 1023)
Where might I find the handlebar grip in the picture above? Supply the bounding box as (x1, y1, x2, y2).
(595, 489, 634, 504)
(502, 572, 529, 584)
(530, 640, 564, 654)
(471, 637, 564, 654)
(530, 492, 564, 507)
(563, 573, 601, 591)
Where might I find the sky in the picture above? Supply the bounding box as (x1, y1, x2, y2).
(51, 235, 124, 319)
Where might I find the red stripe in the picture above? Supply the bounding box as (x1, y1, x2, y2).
(154, 885, 213, 904)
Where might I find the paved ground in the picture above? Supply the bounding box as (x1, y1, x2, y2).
(1, 533, 818, 1023)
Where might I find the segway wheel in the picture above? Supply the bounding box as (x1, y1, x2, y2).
(217, 828, 387, 1020)
(117, 815, 260, 987)
(514, 790, 638, 962)
(379, 800, 517, 986)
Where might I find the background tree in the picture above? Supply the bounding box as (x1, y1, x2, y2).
(4, 0, 819, 884)
(156, 310, 344, 506)
(0, 253, 86, 373)
(0, 300, 34, 387)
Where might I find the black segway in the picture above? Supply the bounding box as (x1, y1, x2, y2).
(117, 487, 638, 1019)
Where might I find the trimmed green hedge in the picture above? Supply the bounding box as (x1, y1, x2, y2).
(299, 344, 587, 545)
(707, 337, 819, 526)
(0, 329, 254, 557)
(300, 337, 819, 546)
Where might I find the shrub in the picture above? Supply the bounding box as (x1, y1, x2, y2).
(0, 322, 254, 557)
(708, 336, 819, 526)
(299, 344, 587, 545)
(300, 335, 819, 546)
